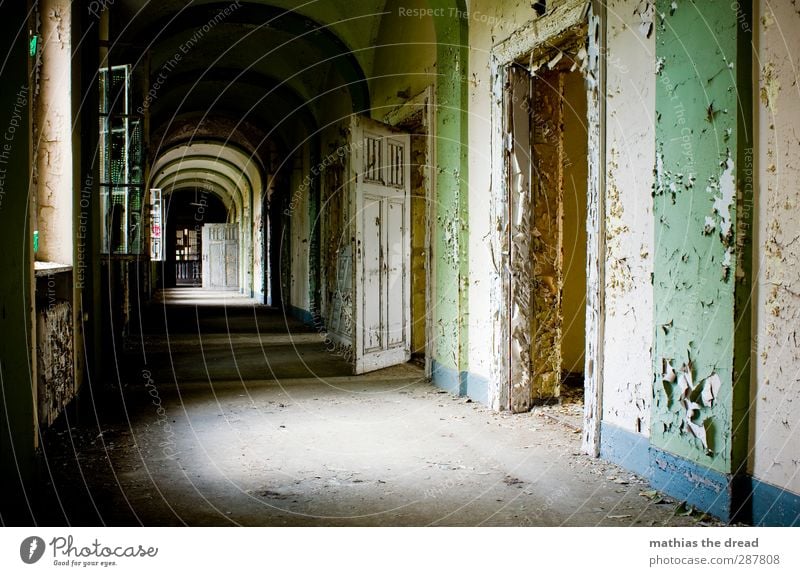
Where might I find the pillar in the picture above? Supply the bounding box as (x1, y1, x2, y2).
(651, 0, 753, 520)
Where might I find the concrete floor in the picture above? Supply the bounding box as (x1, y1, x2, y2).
(34, 289, 718, 526)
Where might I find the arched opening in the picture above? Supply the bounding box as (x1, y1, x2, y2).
(150, 141, 269, 302)
(164, 189, 228, 286)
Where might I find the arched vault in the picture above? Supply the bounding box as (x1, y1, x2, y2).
(150, 141, 268, 300)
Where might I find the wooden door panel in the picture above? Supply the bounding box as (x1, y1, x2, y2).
(351, 116, 411, 374)
(362, 196, 383, 353)
(203, 223, 239, 290)
(386, 198, 405, 347)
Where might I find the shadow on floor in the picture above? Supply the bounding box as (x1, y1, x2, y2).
(19, 289, 717, 527)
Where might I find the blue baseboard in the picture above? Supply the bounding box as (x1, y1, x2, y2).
(748, 478, 800, 527)
(600, 422, 651, 477)
(431, 359, 460, 395)
(600, 422, 734, 521)
(598, 422, 800, 525)
(463, 371, 489, 406)
(430, 359, 489, 405)
(648, 445, 734, 522)
(287, 305, 314, 326)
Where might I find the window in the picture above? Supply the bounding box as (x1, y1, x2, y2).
(99, 64, 144, 254)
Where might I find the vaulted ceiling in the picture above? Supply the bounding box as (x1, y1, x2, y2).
(108, 0, 396, 205)
(110, 0, 390, 157)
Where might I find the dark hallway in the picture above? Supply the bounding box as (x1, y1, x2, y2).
(137, 289, 354, 383)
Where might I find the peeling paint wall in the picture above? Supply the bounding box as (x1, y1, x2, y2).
(530, 68, 565, 401)
(30, 0, 81, 433)
(289, 144, 311, 313)
(601, 0, 655, 435)
(36, 285, 74, 427)
(35, 0, 74, 266)
(652, 0, 752, 473)
(408, 131, 429, 356)
(469, 0, 537, 407)
(581, 5, 604, 452)
(253, 178, 265, 303)
(428, 1, 469, 387)
(752, 0, 800, 494)
(320, 127, 353, 342)
(506, 65, 535, 412)
(475, 0, 587, 409)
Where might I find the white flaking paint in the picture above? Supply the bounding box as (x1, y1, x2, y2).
(35, 0, 73, 266)
(482, 0, 589, 411)
(751, 0, 800, 495)
(713, 154, 735, 243)
(599, 0, 655, 437)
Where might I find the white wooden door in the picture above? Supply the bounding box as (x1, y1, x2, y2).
(202, 223, 239, 290)
(351, 116, 411, 374)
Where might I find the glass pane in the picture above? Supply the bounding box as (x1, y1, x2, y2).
(99, 64, 145, 255)
(98, 116, 108, 183)
(100, 185, 110, 253)
(98, 68, 107, 114)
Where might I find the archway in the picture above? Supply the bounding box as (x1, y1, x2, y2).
(163, 189, 228, 286)
(150, 141, 268, 302)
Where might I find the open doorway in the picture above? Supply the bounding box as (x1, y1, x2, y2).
(501, 32, 590, 414)
(397, 114, 429, 368)
(385, 87, 435, 375)
(560, 69, 588, 403)
(164, 189, 228, 287)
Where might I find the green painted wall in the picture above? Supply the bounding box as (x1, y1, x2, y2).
(0, 3, 34, 521)
(430, 1, 469, 378)
(652, 0, 752, 474)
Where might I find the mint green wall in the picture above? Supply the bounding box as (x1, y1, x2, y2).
(429, 1, 470, 377)
(652, 0, 753, 473)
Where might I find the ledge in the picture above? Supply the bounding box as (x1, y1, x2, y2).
(34, 261, 72, 277)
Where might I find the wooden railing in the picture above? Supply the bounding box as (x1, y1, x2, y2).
(176, 260, 201, 282)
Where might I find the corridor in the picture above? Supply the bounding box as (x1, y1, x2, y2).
(2, 0, 798, 528)
(30, 290, 710, 527)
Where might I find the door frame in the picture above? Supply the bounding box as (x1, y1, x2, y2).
(488, 0, 606, 454)
(384, 85, 436, 378)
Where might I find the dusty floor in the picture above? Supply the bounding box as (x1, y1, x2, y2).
(32, 289, 720, 527)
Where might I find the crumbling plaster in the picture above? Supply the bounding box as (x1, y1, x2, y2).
(652, 0, 752, 473)
(35, 0, 73, 266)
(601, 0, 656, 436)
(751, 0, 800, 494)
